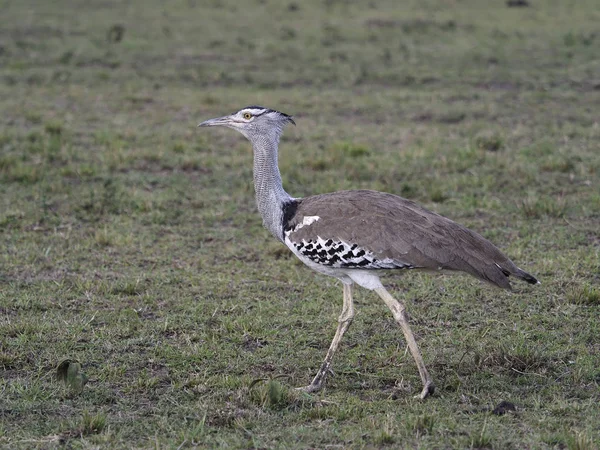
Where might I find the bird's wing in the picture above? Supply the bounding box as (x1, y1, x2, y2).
(284, 190, 519, 289)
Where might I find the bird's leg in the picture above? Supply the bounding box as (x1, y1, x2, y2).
(374, 286, 435, 400)
(298, 283, 355, 393)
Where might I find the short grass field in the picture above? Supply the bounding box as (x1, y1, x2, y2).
(1, 0, 599, 448)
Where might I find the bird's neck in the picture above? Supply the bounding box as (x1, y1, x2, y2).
(252, 136, 293, 242)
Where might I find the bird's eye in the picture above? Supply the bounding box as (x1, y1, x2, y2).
(243, 112, 252, 120)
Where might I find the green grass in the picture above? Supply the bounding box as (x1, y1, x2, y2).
(1, 0, 599, 448)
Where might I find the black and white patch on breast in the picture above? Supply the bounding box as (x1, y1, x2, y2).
(281, 200, 302, 237)
(292, 236, 414, 270)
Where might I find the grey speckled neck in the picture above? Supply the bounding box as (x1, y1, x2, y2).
(251, 134, 293, 242)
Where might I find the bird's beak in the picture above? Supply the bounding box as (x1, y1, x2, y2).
(197, 116, 230, 127)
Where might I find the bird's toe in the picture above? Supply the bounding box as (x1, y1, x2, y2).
(415, 381, 435, 400)
(295, 384, 321, 394)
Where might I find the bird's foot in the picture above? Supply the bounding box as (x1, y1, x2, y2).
(295, 368, 331, 394)
(415, 381, 435, 400)
(295, 383, 322, 394)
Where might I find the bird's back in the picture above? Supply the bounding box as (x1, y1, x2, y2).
(283, 190, 537, 289)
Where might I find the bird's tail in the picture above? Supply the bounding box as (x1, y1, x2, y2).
(494, 263, 540, 287)
(514, 268, 540, 285)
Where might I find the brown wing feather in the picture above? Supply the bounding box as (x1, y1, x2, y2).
(287, 190, 524, 289)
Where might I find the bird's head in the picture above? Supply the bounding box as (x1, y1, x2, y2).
(198, 106, 295, 142)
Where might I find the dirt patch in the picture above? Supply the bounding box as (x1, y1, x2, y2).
(242, 334, 268, 352)
(493, 401, 517, 415)
(365, 18, 461, 33)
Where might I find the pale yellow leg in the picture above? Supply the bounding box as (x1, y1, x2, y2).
(374, 286, 435, 399)
(299, 283, 355, 393)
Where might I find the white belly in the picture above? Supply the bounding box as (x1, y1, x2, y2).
(283, 236, 385, 290)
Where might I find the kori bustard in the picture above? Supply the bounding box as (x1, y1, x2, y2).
(199, 106, 538, 399)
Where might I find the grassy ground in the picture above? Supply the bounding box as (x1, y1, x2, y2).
(1, 0, 599, 448)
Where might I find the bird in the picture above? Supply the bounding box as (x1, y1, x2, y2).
(199, 105, 539, 399)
